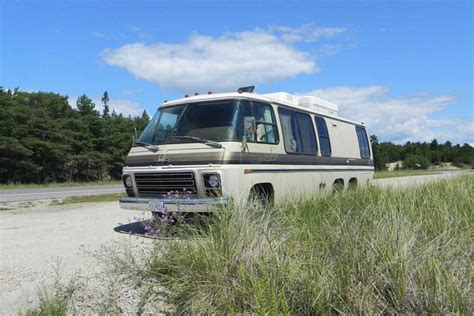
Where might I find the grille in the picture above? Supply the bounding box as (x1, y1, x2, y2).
(134, 172, 197, 196)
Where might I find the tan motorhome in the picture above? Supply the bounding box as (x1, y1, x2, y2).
(120, 87, 374, 212)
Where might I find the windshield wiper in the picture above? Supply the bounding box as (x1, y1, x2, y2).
(133, 141, 159, 152)
(171, 136, 223, 148)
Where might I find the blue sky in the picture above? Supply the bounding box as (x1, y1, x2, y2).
(1, 0, 472, 144)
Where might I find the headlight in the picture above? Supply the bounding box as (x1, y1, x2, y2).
(123, 175, 133, 188)
(207, 175, 220, 188)
(203, 173, 221, 197)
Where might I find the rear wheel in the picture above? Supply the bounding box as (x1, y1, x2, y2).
(348, 178, 358, 191)
(332, 179, 344, 196)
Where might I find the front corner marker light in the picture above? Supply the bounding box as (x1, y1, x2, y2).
(123, 175, 133, 188)
(122, 175, 135, 197)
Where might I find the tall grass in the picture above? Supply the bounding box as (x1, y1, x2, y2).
(139, 175, 473, 314)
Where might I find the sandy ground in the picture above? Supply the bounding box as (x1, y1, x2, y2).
(0, 170, 470, 314)
(0, 200, 154, 314)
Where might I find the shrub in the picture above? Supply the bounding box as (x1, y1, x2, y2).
(403, 154, 430, 169)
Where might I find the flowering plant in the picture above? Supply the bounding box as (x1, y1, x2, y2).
(130, 188, 192, 238)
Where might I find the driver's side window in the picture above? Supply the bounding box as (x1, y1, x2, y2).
(252, 102, 278, 144)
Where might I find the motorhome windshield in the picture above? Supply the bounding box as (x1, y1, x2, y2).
(137, 100, 250, 145)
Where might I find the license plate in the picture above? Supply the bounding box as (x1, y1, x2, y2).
(149, 200, 165, 212)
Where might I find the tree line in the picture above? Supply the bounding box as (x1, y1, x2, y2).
(0, 88, 149, 184)
(370, 135, 473, 170)
(0, 88, 472, 184)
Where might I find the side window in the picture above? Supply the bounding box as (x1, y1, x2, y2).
(236, 100, 253, 140)
(356, 126, 370, 159)
(295, 113, 317, 154)
(315, 116, 331, 156)
(278, 108, 317, 154)
(252, 102, 278, 144)
(278, 108, 298, 152)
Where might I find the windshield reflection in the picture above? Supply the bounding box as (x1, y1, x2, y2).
(137, 100, 249, 145)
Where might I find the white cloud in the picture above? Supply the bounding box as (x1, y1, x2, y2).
(105, 98, 145, 117)
(121, 88, 144, 95)
(301, 86, 473, 144)
(68, 95, 145, 117)
(269, 23, 346, 42)
(130, 26, 152, 40)
(101, 25, 346, 92)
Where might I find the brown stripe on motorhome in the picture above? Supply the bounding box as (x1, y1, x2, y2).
(125, 152, 373, 167)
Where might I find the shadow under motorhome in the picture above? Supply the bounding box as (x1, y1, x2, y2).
(120, 88, 374, 212)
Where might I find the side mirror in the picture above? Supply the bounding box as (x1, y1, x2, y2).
(243, 116, 256, 141)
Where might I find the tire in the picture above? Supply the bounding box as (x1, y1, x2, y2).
(332, 180, 344, 196)
(249, 184, 273, 209)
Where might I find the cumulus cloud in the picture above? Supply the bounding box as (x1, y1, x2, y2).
(101, 25, 344, 92)
(301, 86, 473, 144)
(269, 23, 346, 42)
(105, 97, 145, 117)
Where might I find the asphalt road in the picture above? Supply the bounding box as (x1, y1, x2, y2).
(1, 170, 468, 203)
(0, 184, 124, 203)
(373, 170, 468, 188)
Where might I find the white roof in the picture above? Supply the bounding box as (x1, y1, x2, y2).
(160, 91, 360, 125)
(263, 92, 338, 116)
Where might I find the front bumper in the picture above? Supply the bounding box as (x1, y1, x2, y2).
(119, 196, 229, 212)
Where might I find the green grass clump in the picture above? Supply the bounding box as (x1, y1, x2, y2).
(23, 296, 68, 316)
(139, 175, 473, 314)
(22, 268, 76, 316)
(51, 193, 125, 205)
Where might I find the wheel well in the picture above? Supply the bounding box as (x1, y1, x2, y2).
(332, 179, 344, 194)
(348, 177, 358, 190)
(249, 183, 274, 202)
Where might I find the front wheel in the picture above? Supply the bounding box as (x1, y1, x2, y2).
(248, 184, 273, 209)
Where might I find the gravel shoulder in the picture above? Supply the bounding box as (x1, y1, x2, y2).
(0, 200, 145, 314)
(0, 170, 470, 314)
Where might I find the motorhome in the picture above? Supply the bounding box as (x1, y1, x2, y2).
(120, 86, 374, 212)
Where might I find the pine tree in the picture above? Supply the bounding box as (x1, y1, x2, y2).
(101, 91, 110, 118)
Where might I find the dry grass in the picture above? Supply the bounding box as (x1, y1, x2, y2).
(134, 175, 473, 314)
(25, 175, 474, 314)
